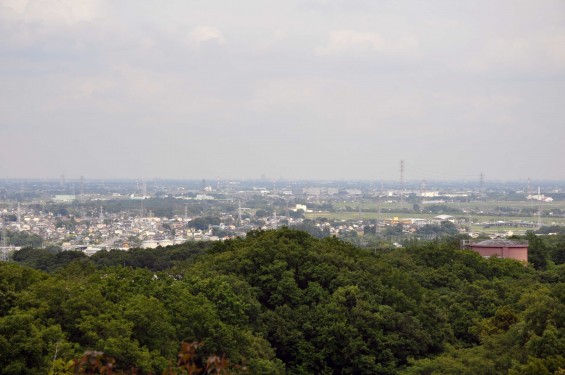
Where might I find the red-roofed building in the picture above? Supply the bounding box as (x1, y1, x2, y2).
(463, 239, 528, 262)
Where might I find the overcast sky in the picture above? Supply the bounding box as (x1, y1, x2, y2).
(1, 0, 564, 182)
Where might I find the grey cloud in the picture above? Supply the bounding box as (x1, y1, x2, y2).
(0, 0, 564, 180)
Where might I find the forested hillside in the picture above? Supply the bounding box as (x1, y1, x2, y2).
(1, 229, 565, 374)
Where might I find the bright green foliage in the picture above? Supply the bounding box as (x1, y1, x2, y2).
(526, 232, 550, 270)
(2, 229, 565, 374)
(0, 313, 73, 374)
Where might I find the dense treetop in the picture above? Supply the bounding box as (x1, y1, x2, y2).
(1, 229, 565, 374)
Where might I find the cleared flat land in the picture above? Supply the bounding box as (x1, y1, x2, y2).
(306, 211, 564, 223)
(306, 200, 565, 232)
(332, 200, 565, 211)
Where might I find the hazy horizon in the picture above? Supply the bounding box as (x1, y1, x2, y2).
(1, 0, 564, 181)
(2, 177, 565, 188)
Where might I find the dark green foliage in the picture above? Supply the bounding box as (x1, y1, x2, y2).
(1, 230, 43, 247)
(2, 229, 565, 374)
(415, 221, 460, 238)
(290, 222, 330, 238)
(188, 216, 221, 230)
(536, 225, 565, 235)
(12, 248, 87, 272)
(526, 232, 550, 270)
(12, 240, 211, 272)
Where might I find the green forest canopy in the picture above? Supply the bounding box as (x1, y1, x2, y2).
(1, 228, 565, 374)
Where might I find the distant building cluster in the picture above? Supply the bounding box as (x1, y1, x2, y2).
(0, 178, 563, 258)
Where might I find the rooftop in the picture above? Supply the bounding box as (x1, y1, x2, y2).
(472, 239, 529, 248)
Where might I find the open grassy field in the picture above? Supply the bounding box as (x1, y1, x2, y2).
(332, 200, 565, 212)
(306, 210, 564, 236)
(305, 211, 565, 225)
(306, 212, 435, 221)
(307, 199, 565, 234)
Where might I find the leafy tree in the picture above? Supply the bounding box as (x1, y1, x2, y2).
(188, 217, 221, 231)
(1, 230, 43, 248)
(526, 232, 549, 270)
(2, 229, 565, 374)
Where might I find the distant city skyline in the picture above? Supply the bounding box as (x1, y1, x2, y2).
(1, 0, 564, 181)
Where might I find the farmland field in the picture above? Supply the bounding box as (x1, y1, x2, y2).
(306, 198, 565, 230)
(332, 200, 565, 211)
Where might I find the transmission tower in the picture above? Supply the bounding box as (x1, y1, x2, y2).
(400, 160, 405, 209)
(376, 193, 381, 235)
(80, 176, 85, 203)
(537, 187, 542, 228)
(420, 179, 427, 196)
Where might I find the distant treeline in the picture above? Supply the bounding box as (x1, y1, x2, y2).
(0, 229, 43, 248)
(12, 241, 211, 273)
